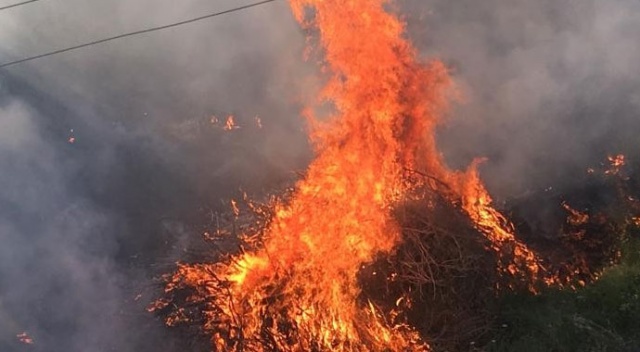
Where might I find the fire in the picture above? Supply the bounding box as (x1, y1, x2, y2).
(562, 202, 590, 226)
(156, 0, 565, 350)
(605, 154, 625, 175)
(214, 0, 458, 347)
(610, 154, 626, 167)
(224, 115, 238, 131)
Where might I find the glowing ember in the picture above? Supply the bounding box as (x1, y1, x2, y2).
(562, 202, 590, 226)
(224, 115, 238, 131)
(17, 332, 34, 345)
(605, 154, 625, 175)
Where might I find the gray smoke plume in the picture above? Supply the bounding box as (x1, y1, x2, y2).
(403, 0, 640, 198)
(1, 0, 639, 350)
(0, 1, 311, 351)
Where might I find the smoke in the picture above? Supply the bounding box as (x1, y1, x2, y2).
(402, 0, 640, 198)
(0, 99, 120, 350)
(1, 0, 639, 350)
(0, 1, 312, 351)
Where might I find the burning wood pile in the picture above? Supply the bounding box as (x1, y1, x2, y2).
(149, 0, 640, 351)
(150, 161, 637, 351)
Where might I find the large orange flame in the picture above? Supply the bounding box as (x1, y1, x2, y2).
(158, 0, 560, 350)
(218, 0, 449, 348)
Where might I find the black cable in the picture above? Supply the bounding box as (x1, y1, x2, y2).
(0, 0, 41, 11)
(0, 0, 279, 69)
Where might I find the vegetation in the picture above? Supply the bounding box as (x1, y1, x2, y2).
(485, 233, 640, 352)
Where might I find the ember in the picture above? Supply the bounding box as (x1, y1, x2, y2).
(17, 332, 34, 345)
(224, 116, 238, 131)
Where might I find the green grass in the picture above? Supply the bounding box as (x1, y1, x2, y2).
(484, 236, 640, 352)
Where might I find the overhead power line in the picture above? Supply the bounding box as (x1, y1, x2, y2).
(0, 0, 279, 69)
(0, 0, 41, 11)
